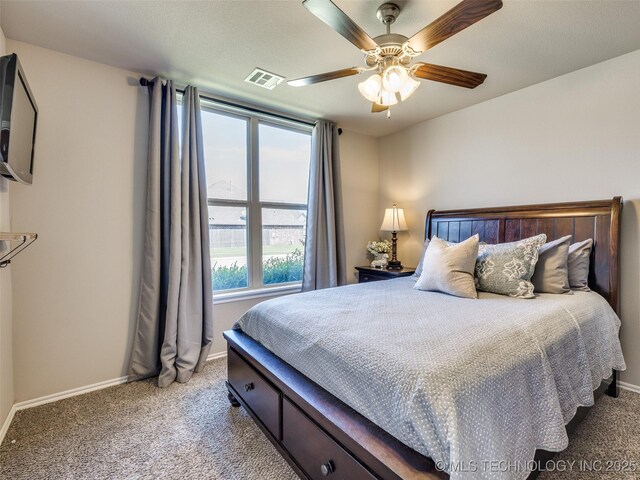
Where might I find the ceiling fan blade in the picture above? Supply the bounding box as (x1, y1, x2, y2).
(412, 63, 487, 89)
(303, 0, 378, 52)
(288, 67, 361, 87)
(406, 0, 502, 53)
(371, 102, 388, 113)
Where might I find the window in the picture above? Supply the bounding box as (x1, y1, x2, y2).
(200, 100, 311, 294)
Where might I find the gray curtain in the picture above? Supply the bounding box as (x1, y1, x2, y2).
(129, 79, 213, 387)
(302, 120, 347, 291)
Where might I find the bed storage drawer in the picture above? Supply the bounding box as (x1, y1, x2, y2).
(228, 348, 280, 439)
(282, 397, 376, 480)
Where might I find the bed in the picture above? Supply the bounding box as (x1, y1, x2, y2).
(224, 197, 624, 480)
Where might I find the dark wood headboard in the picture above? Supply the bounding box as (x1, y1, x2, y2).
(425, 197, 622, 312)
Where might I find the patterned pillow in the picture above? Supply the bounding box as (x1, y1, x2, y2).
(475, 234, 547, 298)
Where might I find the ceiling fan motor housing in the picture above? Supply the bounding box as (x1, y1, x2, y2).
(376, 3, 401, 26)
(367, 33, 411, 67)
(367, 3, 410, 67)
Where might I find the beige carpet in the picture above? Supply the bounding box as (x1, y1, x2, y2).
(0, 358, 638, 479)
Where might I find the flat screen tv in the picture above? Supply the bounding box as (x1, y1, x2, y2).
(0, 53, 38, 185)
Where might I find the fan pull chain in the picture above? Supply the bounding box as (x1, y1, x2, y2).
(387, 109, 391, 119)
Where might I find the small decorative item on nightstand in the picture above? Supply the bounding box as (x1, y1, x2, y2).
(380, 204, 409, 270)
(366, 240, 391, 268)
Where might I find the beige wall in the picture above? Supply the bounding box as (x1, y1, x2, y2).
(8, 40, 148, 402)
(7, 40, 380, 402)
(379, 50, 640, 387)
(340, 130, 381, 283)
(0, 17, 15, 430)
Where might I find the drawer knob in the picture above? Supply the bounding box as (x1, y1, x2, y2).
(320, 460, 335, 476)
(244, 382, 254, 392)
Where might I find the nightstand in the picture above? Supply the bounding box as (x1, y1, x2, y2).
(355, 265, 416, 283)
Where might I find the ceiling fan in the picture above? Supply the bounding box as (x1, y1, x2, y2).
(287, 0, 503, 116)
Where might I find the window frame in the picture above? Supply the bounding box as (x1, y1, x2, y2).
(199, 98, 312, 299)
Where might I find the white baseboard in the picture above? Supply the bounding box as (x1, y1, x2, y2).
(8, 354, 225, 417)
(0, 375, 129, 446)
(0, 404, 17, 446)
(619, 381, 640, 394)
(207, 351, 227, 362)
(0, 353, 229, 446)
(14, 375, 129, 412)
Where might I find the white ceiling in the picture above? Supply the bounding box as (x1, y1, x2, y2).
(1, 0, 639, 137)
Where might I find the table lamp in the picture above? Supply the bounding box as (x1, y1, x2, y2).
(380, 204, 408, 270)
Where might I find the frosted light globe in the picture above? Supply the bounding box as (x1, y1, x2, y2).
(382, 66, 409, 93)
(358, 74, 382, 103)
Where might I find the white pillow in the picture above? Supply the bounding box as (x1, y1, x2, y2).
(415, 237, 457, 277)
(414, 234, 479, 299)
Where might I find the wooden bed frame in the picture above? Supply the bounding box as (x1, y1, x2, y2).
(224, 197, 622, 480)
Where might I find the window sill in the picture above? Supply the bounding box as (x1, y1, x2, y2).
(213, 284, 302, 305)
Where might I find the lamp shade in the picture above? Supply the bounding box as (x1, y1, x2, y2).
(380, 205, 408, 232)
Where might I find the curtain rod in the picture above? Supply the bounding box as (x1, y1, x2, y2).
(138, 77, 342, 135)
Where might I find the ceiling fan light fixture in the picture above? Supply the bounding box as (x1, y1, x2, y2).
(399, 76, 421, 101)
(382, 65, 409, 93)
(378, 88, 398, 107)
(358, 74, 382, 103)
(292, 0, 501, 116)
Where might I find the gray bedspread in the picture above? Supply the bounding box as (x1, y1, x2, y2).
(234, 277, 625, 479)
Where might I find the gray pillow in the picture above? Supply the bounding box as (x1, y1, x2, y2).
(568, 239, 593, 291)
(414, 238, 430, 277)
(414, 235, 479, 299)
(531, 235, 572, 294)
(475, 234, 547, 299)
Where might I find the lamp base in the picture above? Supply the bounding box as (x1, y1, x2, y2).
(387, 259, 403, 270)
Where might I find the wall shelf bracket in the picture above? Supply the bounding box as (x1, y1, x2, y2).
(0, 232, 38, 268)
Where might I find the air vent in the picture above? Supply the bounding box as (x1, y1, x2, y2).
(244, 68, 284, 90)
